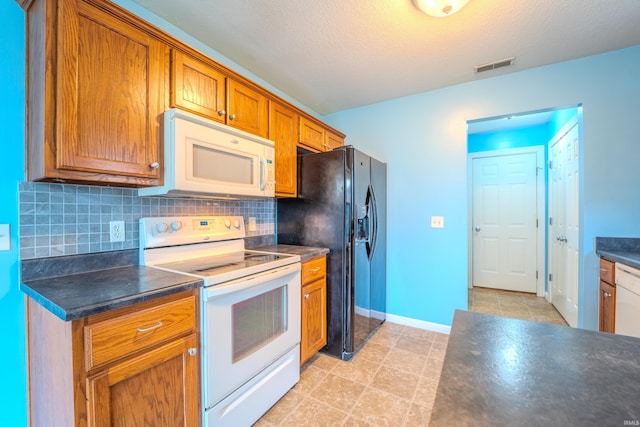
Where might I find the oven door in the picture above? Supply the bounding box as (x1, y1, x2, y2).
(201, 263, 301, 410)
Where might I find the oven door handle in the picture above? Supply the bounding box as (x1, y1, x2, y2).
(202, 263, 301, 300)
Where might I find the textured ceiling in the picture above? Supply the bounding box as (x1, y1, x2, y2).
(131, 0, 640, 115)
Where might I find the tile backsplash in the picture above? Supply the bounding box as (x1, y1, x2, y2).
(18, 182, 275, 260)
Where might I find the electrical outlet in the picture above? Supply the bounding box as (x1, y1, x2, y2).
(431, 216, 444, 228)
(109, 221, 125, 242)
(248, 217, 257, 232)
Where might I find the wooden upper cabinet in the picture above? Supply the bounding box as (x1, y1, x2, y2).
(25, 0, 168, 186)
(299, 116, 326, 152)
(227, 79, 269, 138)
(299, 117, 345, 152)
(326, 130, 345, 151)
(269, 102, 298, 197)
(170, 55, 268, 138)
(171, 50, 226, 123)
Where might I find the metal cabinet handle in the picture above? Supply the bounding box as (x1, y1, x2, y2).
(474, 227, 480, 232)
(149, 162, 160, 169)
(604, 292, 611, 298)
(188, 348, 197, 356)
(311, 267, 321, 274)
(217, 109, 226, 116)
(136, 321, 163, 333)
(229, 113, 236, 120)
(304, 294, 310, 299)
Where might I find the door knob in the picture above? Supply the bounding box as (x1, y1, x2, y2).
(474, 227, 481, 232)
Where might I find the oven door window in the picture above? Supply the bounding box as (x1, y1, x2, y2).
(232, 285, 287, 362)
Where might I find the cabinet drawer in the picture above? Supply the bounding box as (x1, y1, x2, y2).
(84, 295, 196, 370)
(600, 258, 615, 284)
(302, 257, 326, 284)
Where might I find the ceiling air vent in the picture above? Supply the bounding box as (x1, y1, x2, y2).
(474, 57, 515, 73)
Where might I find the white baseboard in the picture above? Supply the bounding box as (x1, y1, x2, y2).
(385, 313, 451, 335)
(354, 306, 385, 321)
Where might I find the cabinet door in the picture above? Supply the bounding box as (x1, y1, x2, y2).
(269, 102, 298, 197)
(56, 1, 167, 181)
(299, 117, 326, 152)
(326, 130, 345, 151)
(301, 278, 327, 365)
(227, 79, 269, 138)
(171, 50, 226, 123)
(86, 334, 200, 427)
(599, 280, 616, 333)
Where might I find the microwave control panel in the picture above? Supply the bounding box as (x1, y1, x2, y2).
(264, 146, 275, 195)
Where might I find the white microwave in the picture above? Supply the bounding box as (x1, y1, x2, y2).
(139, 108, 275, 199)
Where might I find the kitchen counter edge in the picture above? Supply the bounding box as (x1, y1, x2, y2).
(255, 244, 329, 261)
(20, 250, 203, 322)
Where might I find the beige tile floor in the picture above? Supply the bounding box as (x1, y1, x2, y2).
(255, 322, 448, 426)
(255, 287, 566, 426)
(468, 286, 569, 326)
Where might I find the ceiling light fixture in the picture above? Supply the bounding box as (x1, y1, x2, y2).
(413, 0, 469, 17)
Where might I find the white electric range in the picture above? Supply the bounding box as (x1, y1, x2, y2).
(139, 216, 301, 427)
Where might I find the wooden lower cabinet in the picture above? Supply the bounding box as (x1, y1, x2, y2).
(27, 289, 201, 427)
(86, 334, 199, 427)
(599, 257, 616, 333)
(300, 256, 327, 365)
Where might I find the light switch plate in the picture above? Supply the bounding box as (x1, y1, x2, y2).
(431, 216, 444, 228)
(0, 224, 10, 251)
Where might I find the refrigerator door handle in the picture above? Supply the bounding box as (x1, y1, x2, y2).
(366, 185, 378, 260)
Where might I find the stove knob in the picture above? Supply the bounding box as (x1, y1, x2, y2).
(170, 221, 182, 231)
(233, 220, 241, 229)
(224, 219, 231, 229)
(155, 222, 168, 233)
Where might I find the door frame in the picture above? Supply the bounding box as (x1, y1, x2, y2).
(467, 146, 546, 297)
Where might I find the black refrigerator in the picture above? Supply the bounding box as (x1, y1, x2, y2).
(277, 146, 386, 360)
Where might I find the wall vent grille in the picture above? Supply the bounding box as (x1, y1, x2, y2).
(474, 57, 515, 73)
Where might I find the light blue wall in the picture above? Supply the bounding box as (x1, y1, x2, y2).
(467, 123, 550, 153)
(325, 45, 640, 329)
(1, 0, 27, 424)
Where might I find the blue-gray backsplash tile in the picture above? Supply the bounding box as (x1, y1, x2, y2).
(18, 182, 275, 260)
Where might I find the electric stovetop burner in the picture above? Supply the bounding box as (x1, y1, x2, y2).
(155, 251, 286, 279)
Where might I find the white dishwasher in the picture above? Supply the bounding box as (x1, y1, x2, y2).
(614, 262, 640, 338)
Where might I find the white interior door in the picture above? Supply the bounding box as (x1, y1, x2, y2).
(472, 151, 538, 293)
(549, 122, 579, 327)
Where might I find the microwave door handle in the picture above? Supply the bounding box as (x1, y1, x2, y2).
(259, 156, 266, 191)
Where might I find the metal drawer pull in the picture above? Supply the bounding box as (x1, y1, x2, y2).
(311, 267, 321, 274)
(304, 294, 310, 299)
(604, 292, 612, 298)
(188, 348, 197, 356)
(136, 321, 163, 333)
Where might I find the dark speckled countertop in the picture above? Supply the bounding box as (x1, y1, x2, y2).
(255, 244, 329, 261)
(596, 237, 640, 269)
(429, 310, 640, 427)
(20, 250, 202, 321)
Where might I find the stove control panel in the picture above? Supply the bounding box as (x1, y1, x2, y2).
(140, 216, 246, 249)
